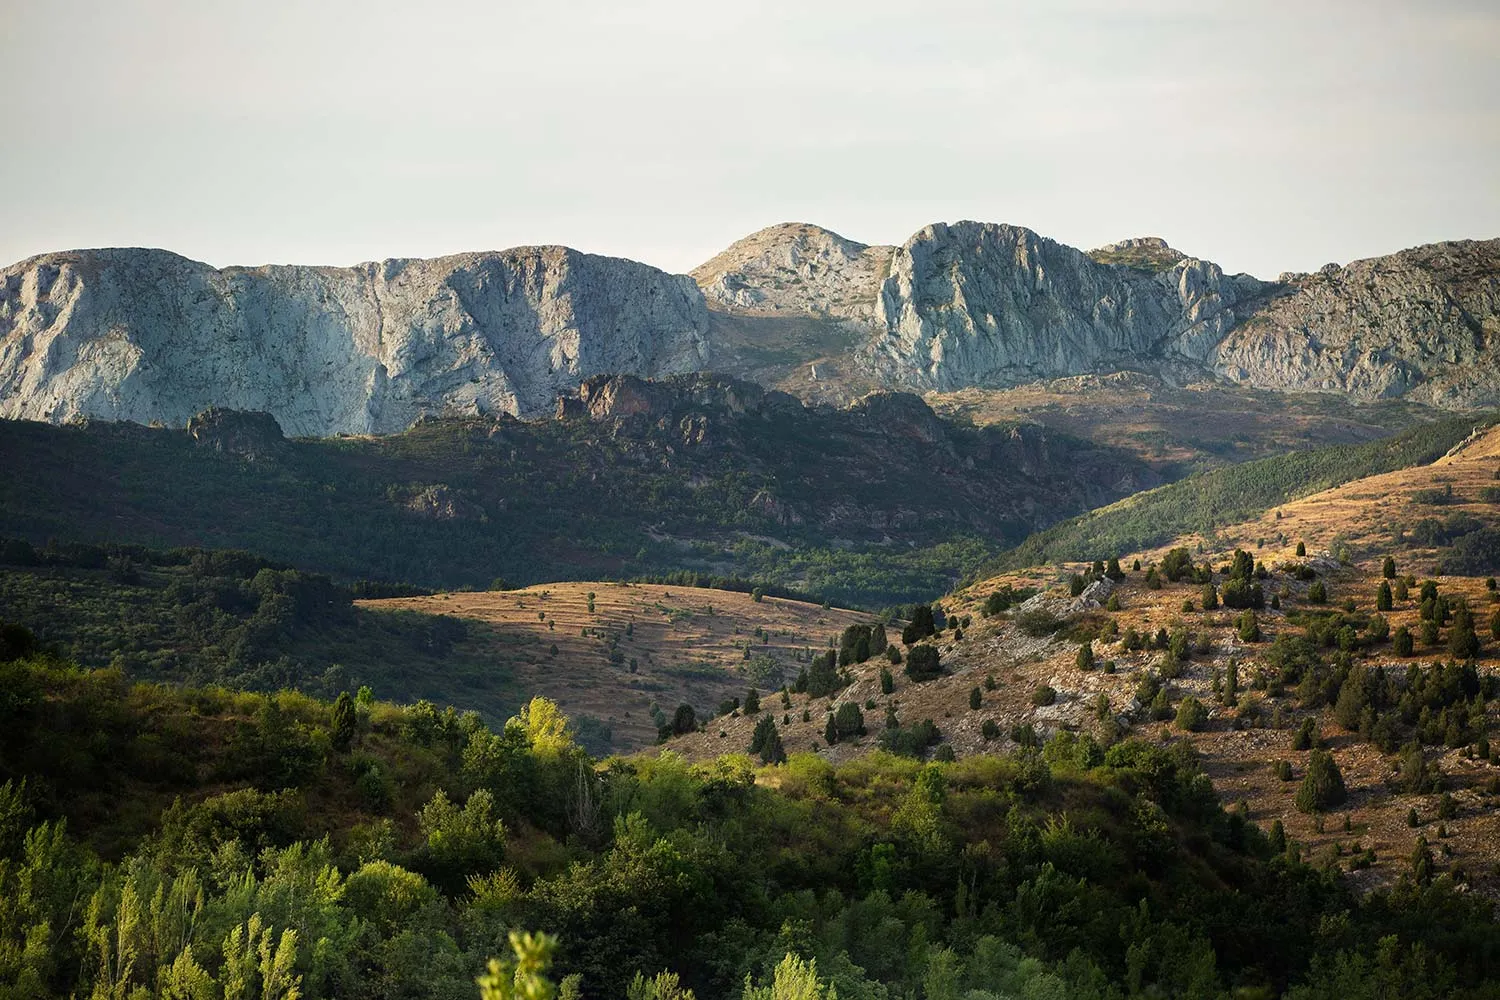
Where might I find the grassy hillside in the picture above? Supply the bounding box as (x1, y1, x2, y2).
(362, 582, 875, 749)
(994, 413, 1496, 572)
(0, 538, 883, 753)
(6, 652, 1500, 1000)
(731, 424, 1500, 901)
(0, 374, 1156, 607)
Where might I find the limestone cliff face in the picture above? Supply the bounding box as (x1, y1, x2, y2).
(1207, 239, 1500, 406)
(690, 222, 894, 321)
(4, 224, 1497, 438)
(865, 221, 1271, 389)
(0, 246, 709, 435)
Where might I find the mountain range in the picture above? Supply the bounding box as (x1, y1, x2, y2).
(2, 221, 1496, 436)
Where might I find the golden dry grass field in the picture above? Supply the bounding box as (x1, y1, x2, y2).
(360, 582, 874, 750)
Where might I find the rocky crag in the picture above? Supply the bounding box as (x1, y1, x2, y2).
(1211, 239, 1500, 407)
(865, 221, 1277, 389)
(698, 222, 1500, 407)
(1, 224, 1496, 436)
(0, 246, 708, 435)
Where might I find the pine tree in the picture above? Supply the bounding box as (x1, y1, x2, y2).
(834, 702, 865, 738)
(880, 668, 895, 694)
(1075, 642, 1095, 671)
(1383, 555, 1397, 579)
(749, 714, 777, 758)
(823, 714, 838, 746)
(904, 644, 942, 682)
(807, 651, 841, 698)
(743, 688, 761, 714)
(1296, 541, 1306, 557)
(1376, 581, 1393, 611)
(1421, 619, 1440, 647)
(1295, 750, 1348, 812)
(1175, 696, 1208, 732)
(332, 691, 357, 751)
(1201, 583, 1219, 610)
(901, 605, 937, 645)
(968, 686, 982, 710)
(1450, 605, 1481, 658)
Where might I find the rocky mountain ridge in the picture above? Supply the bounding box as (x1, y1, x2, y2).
(0, 246, 708, 435)
(866, 220, 1279, 389)
(1, 223, 1496, 436)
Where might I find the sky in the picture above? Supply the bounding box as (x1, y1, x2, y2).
(2, 0, 1496, 279)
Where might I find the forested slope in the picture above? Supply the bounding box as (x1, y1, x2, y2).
(996, 413, 1496, 572)
(4, 651, 1500, 1000)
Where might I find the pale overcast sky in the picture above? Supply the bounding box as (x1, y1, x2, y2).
(2, 0, 1496, 279)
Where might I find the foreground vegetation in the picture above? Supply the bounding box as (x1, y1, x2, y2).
(4, 649, 1500, 999)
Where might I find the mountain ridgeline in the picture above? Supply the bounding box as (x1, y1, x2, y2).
(0, 374, 1158, 606)
(2, 222, 1497, 436)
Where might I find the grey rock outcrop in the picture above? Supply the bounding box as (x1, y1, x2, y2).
(1207, 239, 1500, 406)
(0, 246, 708, 436)
(4, 222, 1497, 439)
(864, 221, 1272, 389)
(690, 222, 894, 321)
(187, 407, 284, 461)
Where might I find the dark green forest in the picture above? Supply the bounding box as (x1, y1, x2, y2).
(0, 379, 1152, 607)
(0, 536, 526, 717)
(4, 649, 1500, 1000)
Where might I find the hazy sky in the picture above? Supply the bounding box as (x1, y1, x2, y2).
(3, 0, 1496, 278)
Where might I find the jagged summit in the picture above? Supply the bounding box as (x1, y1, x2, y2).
(1087, 236, 1190, 273)
(866, 220, 1271, 389)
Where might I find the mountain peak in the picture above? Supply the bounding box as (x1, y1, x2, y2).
(1086, 236, 1189, 272)
(690, 222, 894, 320)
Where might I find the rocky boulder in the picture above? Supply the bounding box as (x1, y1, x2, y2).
(187, 407, 284, 460)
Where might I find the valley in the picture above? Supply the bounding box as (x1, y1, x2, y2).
(2, 217, 1499, 1000)
(5, 4, 1499, 995)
